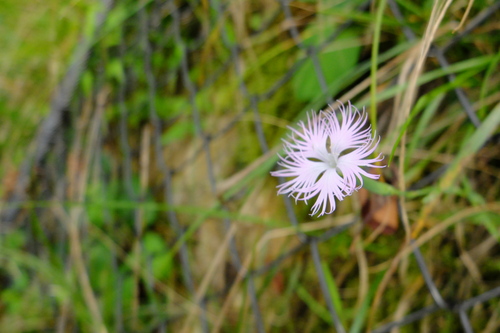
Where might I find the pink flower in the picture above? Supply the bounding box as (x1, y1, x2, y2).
(271, 102, 384, 217)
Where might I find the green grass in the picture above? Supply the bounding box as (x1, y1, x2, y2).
(1, 0, 500, 332)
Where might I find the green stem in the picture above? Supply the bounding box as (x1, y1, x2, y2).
(370, 0, 388, 131)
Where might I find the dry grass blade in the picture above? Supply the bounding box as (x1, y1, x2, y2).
(65, 89, 109, 333)
(404, 202, 500, 260)
(216, 145, 280, 196)
(369, 0, 454, 329)
(453, 0, 475, 33)
(210, 215, 354, 332)
(180, 223, 237, 333)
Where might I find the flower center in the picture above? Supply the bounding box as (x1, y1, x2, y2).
(326, 152, 339, 169)
(325, 138, 340, 169)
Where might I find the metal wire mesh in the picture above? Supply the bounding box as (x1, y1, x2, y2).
(2, 0, 500, 332)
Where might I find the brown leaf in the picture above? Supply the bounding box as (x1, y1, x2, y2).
(359, 187, 399, 235)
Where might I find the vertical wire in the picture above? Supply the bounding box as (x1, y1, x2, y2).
(458, 309, 474, 333)
(310, 240, 346, 333)
(274, 0, 351, 330)
(172, 0, 265, 330)
(410, 240, 448, 309)
(278, 0, 332, 104)
(117, 22, 141, 332)
(140, 3, 208, 332)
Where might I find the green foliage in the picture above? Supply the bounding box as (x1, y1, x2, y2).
(321, 261, 345, 322)
(161, 120, 195, 144)
(296, 284, 333, 324)
(292, 28, 361, 102)
(107, 58, 126, 83)
(143, 232, 173, 280)
(349, 272, 384, 333)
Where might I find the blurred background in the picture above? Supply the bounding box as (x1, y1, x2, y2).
(1, 0, 500, 332)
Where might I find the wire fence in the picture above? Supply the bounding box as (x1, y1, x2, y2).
(2, 0, 500, 332)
